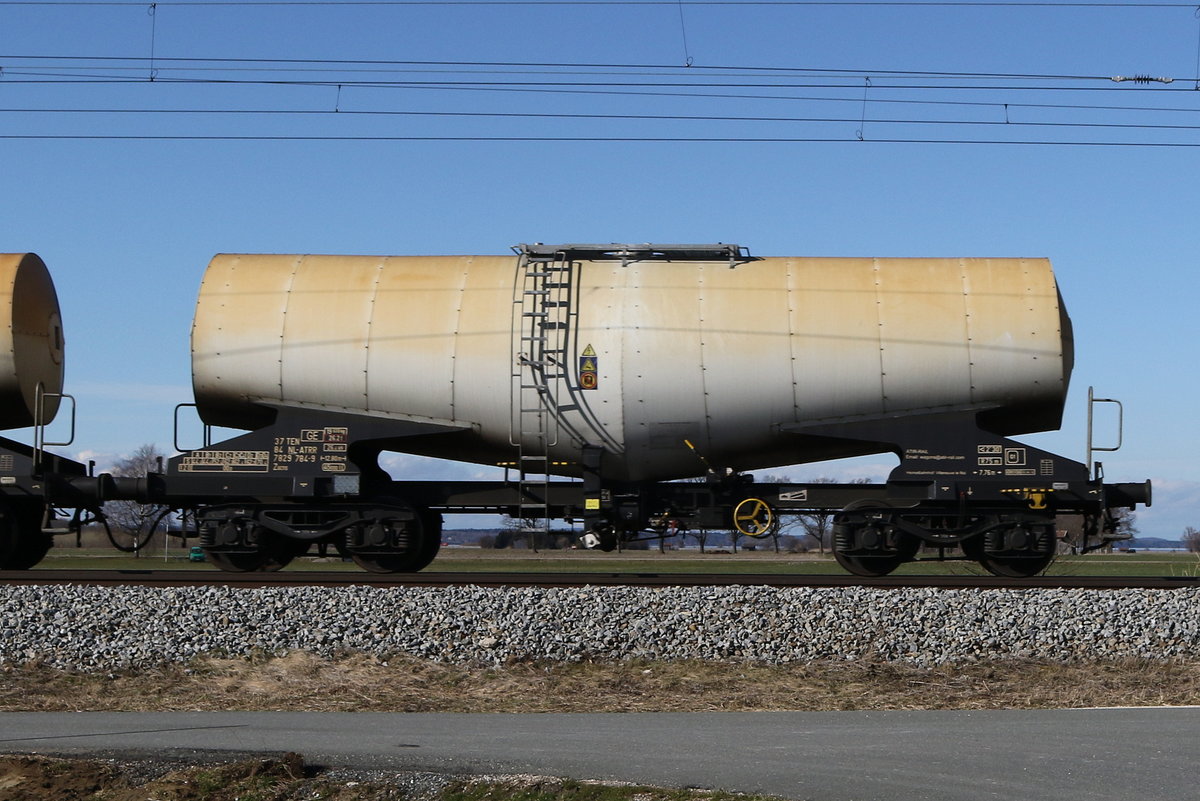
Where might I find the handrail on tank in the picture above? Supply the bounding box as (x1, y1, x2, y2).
(173, 402, 212, 453)
(1086, 385, 1124, 480)
(33, 382, 76, 474)
(515, 243, 752, 267)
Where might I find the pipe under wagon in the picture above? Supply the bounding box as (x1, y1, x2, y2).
(109, 243, 1149, 578)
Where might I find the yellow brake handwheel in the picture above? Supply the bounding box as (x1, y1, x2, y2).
(733, 498, 774, 538)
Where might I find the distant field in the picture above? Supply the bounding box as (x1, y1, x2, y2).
(30, 545, 1200, 577)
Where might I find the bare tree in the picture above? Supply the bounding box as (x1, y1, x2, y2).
(1109, 507, 1138, 542)
(729, 524, 743, 553)
(1182, 526, 1200, 553)
(103, 444, 169, 553)
(754, 473, 796, 553)
(783, 477, 874, 554)
(498, 514, 569, 550)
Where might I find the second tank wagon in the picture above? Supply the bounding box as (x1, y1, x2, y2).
(121, 243, 1150, 577)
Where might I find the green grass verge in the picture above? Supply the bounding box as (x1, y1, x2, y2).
(30, 545, 1200, 577)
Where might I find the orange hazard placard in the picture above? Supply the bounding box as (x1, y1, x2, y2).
(579, 344, 598, 390)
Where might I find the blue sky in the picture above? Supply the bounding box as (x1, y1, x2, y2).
(2, 0, 1198, 536)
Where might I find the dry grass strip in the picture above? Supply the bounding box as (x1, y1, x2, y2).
(3, 653, 1199, 712)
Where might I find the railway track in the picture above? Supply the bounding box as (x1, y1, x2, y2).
(4, 569, 1200, 589)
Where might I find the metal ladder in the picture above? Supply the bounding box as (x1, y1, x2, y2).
(510, 247, 573, 546)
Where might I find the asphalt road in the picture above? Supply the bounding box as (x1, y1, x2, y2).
(2, 709, 1196, 800)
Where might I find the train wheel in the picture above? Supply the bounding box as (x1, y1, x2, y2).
(0, 502, 52, 570)
(206, 550, 274, 572)
(349, 501, 441, 573)
(962, 516, 1056, 578)
(205, 529, 302, 572)
(975, 552, 1055, 578)
(833, 550, 907, 577)
(831, 501, 919, 577)
(206, 545, 297, 572)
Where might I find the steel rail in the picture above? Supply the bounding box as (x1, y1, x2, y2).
(4, 570, 1200, 589)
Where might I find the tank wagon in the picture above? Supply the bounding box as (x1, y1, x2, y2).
(133, 243, 1149, 577)
(0, 253, 107, 569)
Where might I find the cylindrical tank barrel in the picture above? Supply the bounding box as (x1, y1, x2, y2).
(0, 253, 64, 429)
(191, 253, 1072, 482)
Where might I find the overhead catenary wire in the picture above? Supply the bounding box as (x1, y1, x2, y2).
(6, 94, 1200, 114)
(4, 68, 1196, 145)
(2, 9, 1196, 148)
(3, 71, 1193, 91)
(1, 1, 1199, 6)
(3, 134, 1200, 146)
(7, 105, 1200, 131)
(0, 52, 1159, 81)
(676, 0, 693, 66)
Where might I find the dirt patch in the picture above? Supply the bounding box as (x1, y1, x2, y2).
(0, 753, 767, 801)
(2, 653, 1200, 713)
(0, 754, 119, 800)
(0, 752, 442, 800)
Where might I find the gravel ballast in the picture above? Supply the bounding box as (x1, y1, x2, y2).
(3, 585, 1197, 671)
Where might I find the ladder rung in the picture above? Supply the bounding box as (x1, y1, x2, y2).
(523, 312, 549, 318)
(524, 290, 550, 296)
